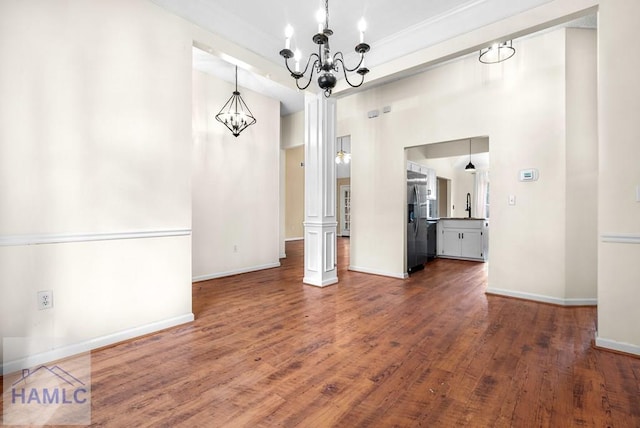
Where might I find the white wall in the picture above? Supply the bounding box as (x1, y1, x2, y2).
(281, 111, 305, 150)
(452, 170, 476, 219)
(285, 146, 305, 240)
(565, 28, 598, 300)
(596, 0, 640, 354)
(340, 28, 598, 304)
(191, 70, 281, 280)
(0, 0, 194, 368)
(279, 148, 287, 258)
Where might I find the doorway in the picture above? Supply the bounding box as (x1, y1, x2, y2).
(337, 135, 352, 239)
(437, 177, 451, 218)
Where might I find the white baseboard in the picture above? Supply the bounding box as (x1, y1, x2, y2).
(348, 265, 408, 280)
(285, 237, 304, 242)
(562, 298, 597, 306)
(1, 313, 194, 374)
(485, 288, 597, 306)
(192, 262, 281, 282)
(303, 276, 339, 287)
(279, 252, 287, 259)
(595, 335, 640, 356)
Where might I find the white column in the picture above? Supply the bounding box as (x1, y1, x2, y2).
(303, 92, 338, 287)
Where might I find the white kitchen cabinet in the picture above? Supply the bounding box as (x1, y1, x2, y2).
(441, 229, 461, 257)
(406, 161, 421, 173)
(407, 161, 437, 200)
(437, 219, 488, 262)
(460, 230, 483, 259)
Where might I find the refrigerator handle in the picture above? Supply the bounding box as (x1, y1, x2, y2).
(413, 186, 419, 236)
(415, 185, 421, 222)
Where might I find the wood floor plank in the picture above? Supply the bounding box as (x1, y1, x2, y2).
(2, 238, 639, 427)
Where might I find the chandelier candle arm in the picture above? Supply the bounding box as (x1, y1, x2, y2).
(333, 51, 367, 73)
(293, 61, 318, 91)
(334, 58, 366, 88)
(281, 50, 318, 77)
(283, 54, 321, 92)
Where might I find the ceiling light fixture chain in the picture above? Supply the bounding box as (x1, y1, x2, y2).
(215, 66, 257, 137)
(279, 0, 370, 97)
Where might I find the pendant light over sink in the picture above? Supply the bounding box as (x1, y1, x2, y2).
(465, 139, 476, 172)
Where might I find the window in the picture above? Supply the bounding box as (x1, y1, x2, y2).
(485, 181, 490, 218)
(474, 171, 490, 219)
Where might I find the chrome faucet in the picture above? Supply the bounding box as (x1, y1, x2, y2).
(465, 193, 471, 218)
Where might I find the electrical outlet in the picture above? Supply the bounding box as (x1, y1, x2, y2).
(38, 290, 53, 310)
(233, 245, 238, 253)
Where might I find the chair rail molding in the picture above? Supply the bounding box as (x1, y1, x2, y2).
(0, 229, 192, 247)
(600, 233, 640, 244)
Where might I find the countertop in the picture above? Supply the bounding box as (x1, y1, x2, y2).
(435, 217, 487, 221)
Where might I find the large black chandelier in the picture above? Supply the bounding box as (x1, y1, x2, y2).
(279, 0, 370, 97)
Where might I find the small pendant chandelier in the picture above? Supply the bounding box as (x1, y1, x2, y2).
(279, 0, 370, 97)
(215, 66, 257, 137)
(335, 138, 351, 165)
(465, 139, 476, 172)
(479, 40, 516, 64)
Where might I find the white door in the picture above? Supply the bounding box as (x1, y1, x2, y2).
(340, 185, 351, 237)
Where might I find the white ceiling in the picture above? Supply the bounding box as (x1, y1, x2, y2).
(152, 0, 595, 115)
(192, 46, 304, 115)
(407, 137, 491, 171)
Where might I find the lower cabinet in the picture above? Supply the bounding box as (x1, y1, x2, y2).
(437, 219, 488, 262)
(441, 230, 462, 257)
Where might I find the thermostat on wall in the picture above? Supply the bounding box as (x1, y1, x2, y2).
(519, 168, 539, 182)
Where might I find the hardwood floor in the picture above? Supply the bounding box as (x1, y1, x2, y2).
(5, 238, 640, 427)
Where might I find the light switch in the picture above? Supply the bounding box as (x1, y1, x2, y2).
(636, 185, 640, 202)
(508, 195, 516, 206)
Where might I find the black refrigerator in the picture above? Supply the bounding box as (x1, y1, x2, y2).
(407, 170, 429, 273)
